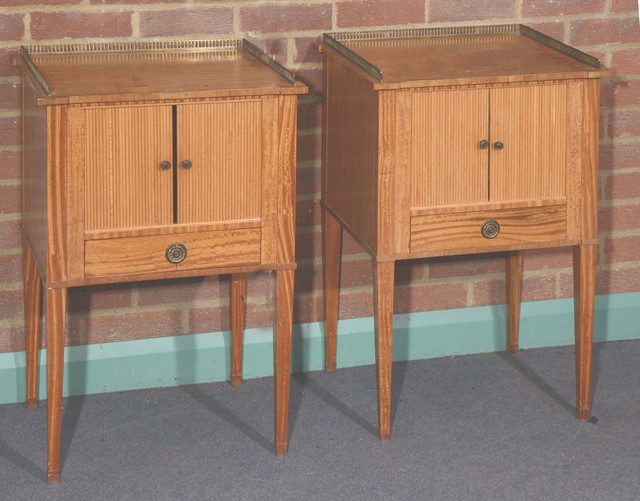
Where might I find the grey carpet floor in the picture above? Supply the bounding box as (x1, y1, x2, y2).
(2, 339, 640, 500)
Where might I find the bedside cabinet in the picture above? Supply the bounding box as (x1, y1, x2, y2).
(318, 25, 610, 440)
(14, 39, 307, 483)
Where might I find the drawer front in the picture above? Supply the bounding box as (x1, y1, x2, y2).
(85, 228, 261, 278)
(410, 205, 567, 253)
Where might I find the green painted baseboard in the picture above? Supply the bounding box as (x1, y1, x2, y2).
(1, 292, 639, 405)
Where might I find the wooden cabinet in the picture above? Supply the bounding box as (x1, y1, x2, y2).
(319, 25, 610, 440)
(14, 39, 307, 483)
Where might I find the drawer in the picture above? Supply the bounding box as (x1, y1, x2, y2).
(410, 205, 567, 253)
(85, 228, 261, 278)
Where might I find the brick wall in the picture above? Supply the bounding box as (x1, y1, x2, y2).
(0, 0, 638, 353)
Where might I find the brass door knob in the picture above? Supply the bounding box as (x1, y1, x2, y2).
(481, 219, 500, 239)
(181, 159, 192, 169)
(160, 160, 172, 170)
(165, 242, 187, 264)
(493, 141, 504, 150)
(479, 140, 489, 149)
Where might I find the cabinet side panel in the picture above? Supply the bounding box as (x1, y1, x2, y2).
(276, 95, 297, 264)
(46, 106, 67, 283)
(21, 77, 48, 277)
(323, 55, 378, 252)
(581, 79, 600, 240)
(490, 85, 568, 202)
(261, 97, 279, 264)
(176, 101, 262, 225)
(84, 106, 173, 230)
(411, 88, 489, 207)
(566, 81, 584, 240)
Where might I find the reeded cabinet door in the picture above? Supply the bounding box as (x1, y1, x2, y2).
(84, 106, 173, 231)
(489, 84, 568, 202)
(411, 88, 489, 208)
(175, 100, 263, 225)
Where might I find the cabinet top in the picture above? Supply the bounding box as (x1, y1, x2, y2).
(320, 25, 611, 89)
(14, 39, 307, 105)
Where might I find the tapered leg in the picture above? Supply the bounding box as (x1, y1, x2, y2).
(322, 209, 343, 373)
(573, 244, 596, 421)
(230, 274, 246, 387)
(373, 260, 395, 440)
(274, 269, 294, 456)
(46, 287, 67, 484)
(24, 243, 42, 409)
(506, 251, 523, 354)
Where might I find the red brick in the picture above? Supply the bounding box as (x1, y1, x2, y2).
(605, 235, 640, 263)
(0, 48, 20, 78)
(0, 150, 21, 180)
(429, 0, 515, 22)
(68, 284, 133, 314)
(604, 171, 640, 200)
(81, 309, 184, 345)
(297, 101, 322, 130)
(30, 11, 132, 40)
(0, 289, 21, 318)
(523, 248, 573, 271)
(0, 184, 20, 213)
(296, 199, 320, 227)
(240, 3, 332, 33)
(602, 78, 640, 108)
(428, 254, 504, 280)
(339, 290, 374, 319)
(342, 231, 367, 255)
(395, 259, 426, 284)
(0, 324, 24, 353)
(611, 0, 639, 11)
(337, 0, 425, 28)
(294, 228, 321, 261)
(0, 81, 19, 113)
(1, 0, 80, 5)
(523, 0, 605, 16)
(340, 258, 372, 289)
(297, 132, 321, 163)
(472, 274, 556, 307)
(0, 116, 20, 147)
(136, 276, 226, 307)
(598, 203, 640, 233)
(0, 220, 20, 250)
(0, 14, 24, 42)
(294, 262, 318, 292)
(139, 8, 233, 37)
(296, 166, 320, 198)
(254, 38, 289, 66)
(293, 68, 323, 94)
(293, 293, 321, 324)
(396, 282, 468, 313)
(599, 141, 640, 169)
(0, 252, 22, 283)
(295, 37, 323, 64)
(610, 48, 640, 76)
(609, 109, 640, 138)
(570, 18, 640, 46)
(187, 305, 229, 334)
(522, 22, 566, 41)
(596, 266, 640, 294)
(92, 0, 185, 4)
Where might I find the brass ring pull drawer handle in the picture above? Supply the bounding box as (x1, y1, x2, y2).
(481, 219, 500, 239)
(165, 242, 187, 264)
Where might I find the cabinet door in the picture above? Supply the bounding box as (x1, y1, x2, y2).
(84, 106, 173, 231)
(411, 88, 489, 208)
(490, 85, 568, 201)
(175, 101, 262, 225)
